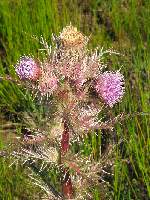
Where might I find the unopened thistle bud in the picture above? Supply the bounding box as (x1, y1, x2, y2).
(15, 56, 41, 81)
(95, 71, 125, 107)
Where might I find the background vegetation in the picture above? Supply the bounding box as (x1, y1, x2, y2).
(0, 0, 149, 199)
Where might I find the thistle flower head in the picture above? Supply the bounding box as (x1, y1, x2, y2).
(71, 63, 86, 89)
(59, 25, 88, 49)
(15, 56, 41, 81)
(95, 71, 125, 107)
(37, 62, 58, 96)
(38, 72, 58, 96)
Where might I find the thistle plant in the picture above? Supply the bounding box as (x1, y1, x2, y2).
(1, 25, 125, 199)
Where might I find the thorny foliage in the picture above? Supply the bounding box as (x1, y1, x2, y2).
(0, 25, 126, 199)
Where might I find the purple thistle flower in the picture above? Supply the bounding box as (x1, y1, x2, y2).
(95, 71, 125, 107)
(15, 56, 41, 81)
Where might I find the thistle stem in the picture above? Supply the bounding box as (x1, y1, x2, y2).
(60, 119, 73, 199)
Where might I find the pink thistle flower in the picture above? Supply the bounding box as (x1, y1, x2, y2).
(15, 56, 41, 81)
(59, 64, 72, 78)
(58, 61, 86, 88)
(95, 71, 125, 107)
(38, 71, 58, 96)
(71, 64, 86, 89)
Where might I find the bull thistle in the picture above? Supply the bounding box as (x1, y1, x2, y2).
(2, 25, 125, 199)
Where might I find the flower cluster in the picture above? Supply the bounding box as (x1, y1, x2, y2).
(14, 25, 125, 145)
(13, 25, 125, 199)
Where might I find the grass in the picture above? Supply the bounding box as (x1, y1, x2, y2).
(0, 0, 150, 199)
